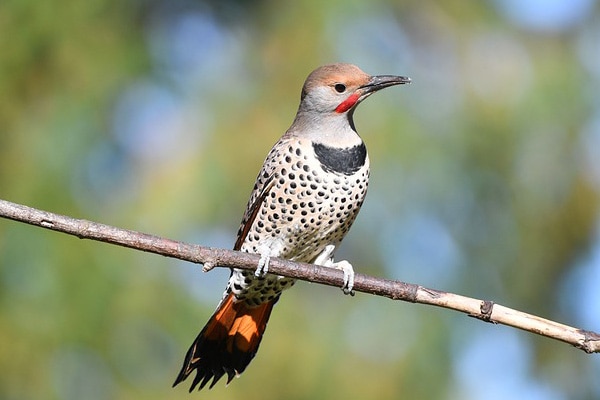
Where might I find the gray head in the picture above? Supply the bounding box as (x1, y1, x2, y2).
(298, 63, 411, 115)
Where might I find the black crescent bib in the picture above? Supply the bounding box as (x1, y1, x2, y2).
(312, 142, 367, 176)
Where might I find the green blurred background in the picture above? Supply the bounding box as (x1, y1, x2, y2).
(1, 0, 600, 399)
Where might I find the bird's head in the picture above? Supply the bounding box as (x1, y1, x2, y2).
(299, 63, 411, 115)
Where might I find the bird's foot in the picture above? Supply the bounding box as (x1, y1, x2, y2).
(255, 240, 284, 277)
(202, 262, 215, 272)
(255, 251, 270, 277)
(314, 245, 355, 295)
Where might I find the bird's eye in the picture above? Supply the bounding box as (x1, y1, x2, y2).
(334, 83, 346, 93)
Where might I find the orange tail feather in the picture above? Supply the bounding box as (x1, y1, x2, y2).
(173, 292, 277, 391)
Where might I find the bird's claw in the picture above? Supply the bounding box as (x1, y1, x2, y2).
(314, 245, 355, 295)
(336, 260, 355, 295)
(202, 262, 215, 272)
(255, 253, 270, 277)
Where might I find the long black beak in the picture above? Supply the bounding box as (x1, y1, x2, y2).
(361, 75, 411, 94)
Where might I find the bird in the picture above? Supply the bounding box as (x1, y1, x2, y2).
(173, 63, 410, 392)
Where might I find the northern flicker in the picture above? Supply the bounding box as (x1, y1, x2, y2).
(173, 63, 410, 392)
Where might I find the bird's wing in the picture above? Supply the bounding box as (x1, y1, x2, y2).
(233, 174, 275, 251)
(233, 142, 283, 251)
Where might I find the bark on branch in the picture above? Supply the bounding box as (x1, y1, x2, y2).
(1, 198, 599, 353)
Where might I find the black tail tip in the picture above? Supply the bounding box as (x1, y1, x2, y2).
(172, 364, 240, 392)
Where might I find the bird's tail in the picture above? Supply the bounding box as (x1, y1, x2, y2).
(173, 292, 276, 392)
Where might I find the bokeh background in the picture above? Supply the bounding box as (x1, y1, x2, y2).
(1, 0, 600, 399)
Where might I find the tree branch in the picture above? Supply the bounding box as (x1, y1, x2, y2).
(1, 198, 599, 353)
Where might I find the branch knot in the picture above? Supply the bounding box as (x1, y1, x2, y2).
(468, 300, 495, 323)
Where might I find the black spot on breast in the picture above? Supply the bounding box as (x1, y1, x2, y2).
(312, 142, 367, 175)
